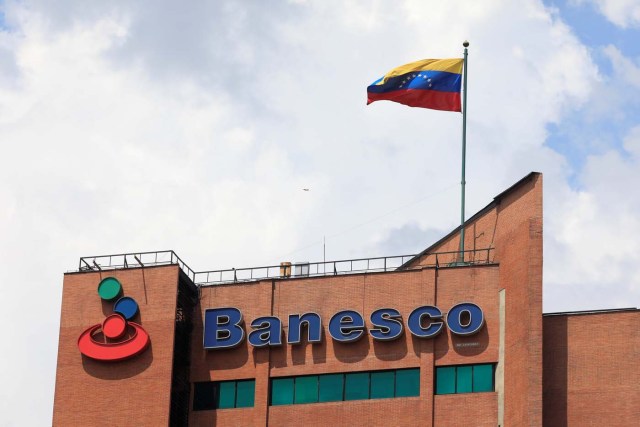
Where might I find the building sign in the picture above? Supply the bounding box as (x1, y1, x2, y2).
(77, 277, 150, 361)
(203, 303, 484, 349)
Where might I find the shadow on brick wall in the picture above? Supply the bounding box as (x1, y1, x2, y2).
(543, 316, 568, 427)
(81, 343, 153, 379)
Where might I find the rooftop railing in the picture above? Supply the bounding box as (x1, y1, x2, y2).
(193, 254, 417, 285)
(78, 250, 196, 283)
(76, 248, 495, 286)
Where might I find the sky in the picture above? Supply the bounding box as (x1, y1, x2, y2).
(0, 0, 639, 424)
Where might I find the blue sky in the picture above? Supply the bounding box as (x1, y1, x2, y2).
(543, 0, 640, 180)
(0, 1, 639, 425)
(549, 0, 640, 56)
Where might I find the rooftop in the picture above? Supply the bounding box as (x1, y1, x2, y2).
(73, 247, 496, 286)
(72, 173, 548, 286)
(543, 307, 639, 317)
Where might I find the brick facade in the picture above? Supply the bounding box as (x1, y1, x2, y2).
(53, 266, 180, 426)
(52, 172, 639, 426)
(543, 310, 640, 426)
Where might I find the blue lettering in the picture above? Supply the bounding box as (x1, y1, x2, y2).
(446, 303, 484, 336)
(369, 308, 403, 341)
(407, 305, 443, 338)
(203, 307, 245, 349)
(288, 313, 322, 344)
(203, 302, 486, 349)
(329, 310, 365, 342)
(248, 316, 283, 347)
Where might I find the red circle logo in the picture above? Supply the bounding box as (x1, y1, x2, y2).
(77, 277, 150, 362)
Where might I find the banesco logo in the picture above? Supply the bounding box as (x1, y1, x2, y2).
(77, 277, 150, 361)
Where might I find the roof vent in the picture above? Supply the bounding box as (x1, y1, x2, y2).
(280, 262, 292, 278)
(294, 262, 310, 277)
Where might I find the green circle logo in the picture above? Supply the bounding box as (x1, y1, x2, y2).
(97, 277, 122, 301)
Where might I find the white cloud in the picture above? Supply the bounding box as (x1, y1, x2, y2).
(604, 44, 640, 87)
(545, 125, 640, 309)
(541, 45, 640, 312)
(0, 0, 634, 425)
(574, 0, 640, 28)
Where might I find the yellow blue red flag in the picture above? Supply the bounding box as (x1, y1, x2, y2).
(367, 58, 463, 112)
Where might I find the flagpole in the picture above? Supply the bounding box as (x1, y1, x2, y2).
(459, 40, 469, 263)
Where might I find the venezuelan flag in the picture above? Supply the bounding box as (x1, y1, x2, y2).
(367, 58, 463, 112)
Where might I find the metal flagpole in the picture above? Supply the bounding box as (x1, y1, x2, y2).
(459, 40, 469, 263)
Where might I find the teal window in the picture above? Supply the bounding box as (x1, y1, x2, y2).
(319, 374, 344, 402)
(270, 368, 419, 406)
(395, 368, 420, 397)
(456, 366, 473, 393)
(472, 364, 494, 392)
(345, 372, 370, 400)
(370, 371, 395, 399)
(193, 379, 256, 411)
(271, 378, 294, 406)
(436, 367, 456, 395)
(435, 364, 495, 395)
(236, 380, 256, 408)
(217, 381, 236, 409)
(295, 376, 319, 404)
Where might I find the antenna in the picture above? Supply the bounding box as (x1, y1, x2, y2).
(323, 236, 326, 273)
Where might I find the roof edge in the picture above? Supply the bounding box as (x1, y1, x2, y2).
(400, 171, 541, 269)
(543, 307, 638, 317)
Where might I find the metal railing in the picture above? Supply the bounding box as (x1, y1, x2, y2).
(193, 254, 418, 285)
(413, 247, 495, 269)
(75, 248, 495, 287)
(78, 250, 196, 282)
(194, 248, 495, 285)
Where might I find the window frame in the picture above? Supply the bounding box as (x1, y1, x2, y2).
(269, 368, 420, 406)
(435, 363, 495, 395)
(192, 379, 256, 411)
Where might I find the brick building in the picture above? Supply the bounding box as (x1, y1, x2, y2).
(53, 172, 639, 426)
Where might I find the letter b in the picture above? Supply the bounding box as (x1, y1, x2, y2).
(204, 307, 245, 349)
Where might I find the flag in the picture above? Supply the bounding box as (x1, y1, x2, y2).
(367, 58, 463, 112)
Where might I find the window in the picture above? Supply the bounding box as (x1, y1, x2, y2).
(370, 371, 395, 399)
(395, 368, 420, 397)
(235, 380, 256, 408)
(295, 376, 319, 404)
(271, 378, 294, 406)
(270, 368, 419, 406)
(345, 372, 370, 400)
(193, 379, 255, 411)
(456, 366, 473, 393)
(318, 373, 343, 402)
(472, 364, 494, 392)
(435, 364, 495, 395)
(216, 381, 236, 409)
(435, 366, 456, 394)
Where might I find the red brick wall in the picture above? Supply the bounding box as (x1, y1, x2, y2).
(268, 397, 424, 427)
(434, 393, 498, 427)
(543, 310, 640, 426)
(190, 280, 273, 426)
(52, 265, 180, 427)
(52, 173, 545, 426)
(410, 172, 544, 426)
(190, 265, 501, 426)
(433, 266, 499, 367)
(497, 180, 543, 427)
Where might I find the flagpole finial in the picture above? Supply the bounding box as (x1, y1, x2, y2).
(463, 40, 469, 48)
